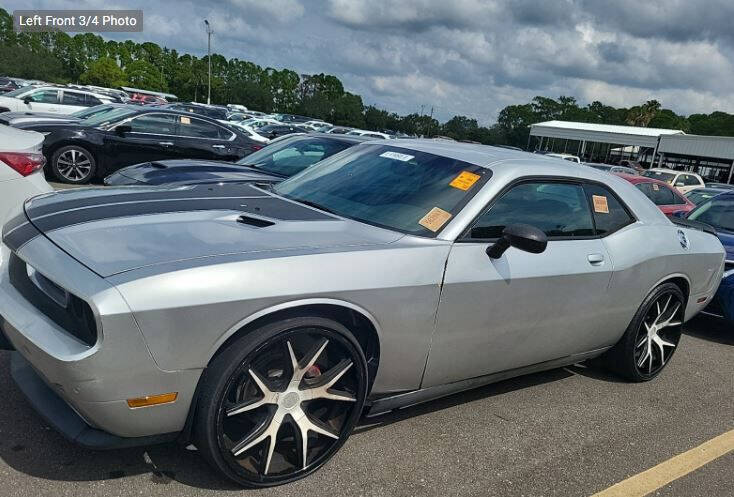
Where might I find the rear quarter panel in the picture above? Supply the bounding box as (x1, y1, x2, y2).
(602, 222, 725, 339)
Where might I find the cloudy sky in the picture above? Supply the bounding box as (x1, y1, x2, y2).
(8, 0, 734, 123)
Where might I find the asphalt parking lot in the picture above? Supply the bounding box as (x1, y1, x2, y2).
(0, 315, 731, 497)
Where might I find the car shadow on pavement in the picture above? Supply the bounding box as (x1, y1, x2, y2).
(682, 315, 733, 346)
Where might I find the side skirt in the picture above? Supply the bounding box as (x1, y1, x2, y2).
(365, 347, 611, 417)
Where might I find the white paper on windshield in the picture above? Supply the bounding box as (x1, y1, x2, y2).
(380, 151, 414, 162)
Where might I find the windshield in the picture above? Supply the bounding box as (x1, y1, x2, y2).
(688, 195, 734, 233)
(642, 170, 676, 183)
(237, 136, 352, 177)
(2, 87, 32, 98)
(274, 144, 491, 236)
(83, 107, 137, 127)
(686, 190, 722, 205)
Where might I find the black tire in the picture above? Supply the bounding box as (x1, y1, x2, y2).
(193, 317, 368, 488)
(51, 145, 97, 184)
(603, 282, 685, 382)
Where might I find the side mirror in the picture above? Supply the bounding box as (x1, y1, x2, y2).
(675, 182, 685, 187)
(115, 124, 132, 135)
(22, 96, 32, 104)
(671, 210, 687, 218)
(486, 224, 548, 259)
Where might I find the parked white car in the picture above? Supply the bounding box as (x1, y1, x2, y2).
(345, 129, 393, 139)
(242, 118, 282, 130)
(642, 168, 705, 194)
(0, 86, 114, 115)
(546, 153, 581, 164)
(219, 120, 270, 145)
(0, 125, 52, 228)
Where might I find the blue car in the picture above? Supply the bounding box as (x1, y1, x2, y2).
(687, 191, 734, 322)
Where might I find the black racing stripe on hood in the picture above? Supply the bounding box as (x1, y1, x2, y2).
(33, 196, 334, 233)
(2, 221, 41, 251)
(26, 183, 270, 218)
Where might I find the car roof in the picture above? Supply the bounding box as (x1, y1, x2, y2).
(647, 168, 693, 175)
(304, 132, 372, 143)
(373, 139, 572, 169)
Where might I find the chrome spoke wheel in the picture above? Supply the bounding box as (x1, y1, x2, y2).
(216, 327, 364, 483)
(633, 292, 683, 376)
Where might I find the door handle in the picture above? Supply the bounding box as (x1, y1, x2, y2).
(587, 253, 605, 265)
(159, 141, 174, 146)
(212, 144, 226, 149)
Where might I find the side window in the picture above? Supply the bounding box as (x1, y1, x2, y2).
(639, 182, 676, 205)
(62, 91, 88, 106)
(468, 181, 595, 239)
(28, 90, 59, 104)
(177, 116, 231, 139)
(85, 95, 102, 106)
(682, 175, 700, 186)
(127, 113, 179, 134)
(583, 184, 634, 235)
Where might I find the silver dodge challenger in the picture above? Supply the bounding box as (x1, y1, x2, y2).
(0, 141, 726, 487)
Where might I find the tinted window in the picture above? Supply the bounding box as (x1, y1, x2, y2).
(680, 175, 701, 186)
(177, 116, 230, 139)
(62, 91, 90, 106)
(636, 182, 685, 205)
(127, 113, 179, 134)
(469, 182, 594, 239)
(274, 144, 490, 237)
(85, 94, 102, 106)
(583, 184, 634, 235)
(28, 89, 59, 104)
(688, 195, 734, 232)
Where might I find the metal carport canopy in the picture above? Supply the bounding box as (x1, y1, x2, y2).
(658, 134, 734, 161)
(529, 120, 684, 148)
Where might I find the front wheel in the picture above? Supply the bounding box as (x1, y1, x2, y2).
(604, 282, 685, 382)
(194, 317, 368, 487)
(51, 145, 96, 184)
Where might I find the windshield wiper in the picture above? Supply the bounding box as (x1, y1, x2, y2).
(294, 199, 336, 214)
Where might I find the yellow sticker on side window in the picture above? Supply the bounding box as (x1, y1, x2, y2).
(592, 195, 609, 214)
(652, 183, 659, 191)
(419, 207, 452, 232)
(180, 116, 191, 125)
(449, 171, 481, 190)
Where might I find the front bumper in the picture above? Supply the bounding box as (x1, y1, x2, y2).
(0, 238, 201, 439)
(10, 351, 178, 449)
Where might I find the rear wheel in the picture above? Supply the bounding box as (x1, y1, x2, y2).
(605, 283, 684, 381)
(194, 317, 368, 487)
(51, 145, 96, 184)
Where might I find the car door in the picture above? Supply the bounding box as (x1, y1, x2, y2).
(174, 115, 239, 161)
(422, 179, 614, 387)
(22, 89, 62, 113)
(104, 113, 182, 170)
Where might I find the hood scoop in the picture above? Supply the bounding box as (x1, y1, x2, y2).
(237, 214, 275, 228)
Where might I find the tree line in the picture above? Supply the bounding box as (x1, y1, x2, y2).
(2, 8, 734, 147)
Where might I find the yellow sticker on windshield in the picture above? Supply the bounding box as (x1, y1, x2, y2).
(180, 116, 191, 125)
(419, 207, 452, 232)
(449, 171, 481, 190)
(652, 183, 659, 191)
(592, 195, 609, 214)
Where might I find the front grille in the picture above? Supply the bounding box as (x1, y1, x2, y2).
(8, 253, 98, 346)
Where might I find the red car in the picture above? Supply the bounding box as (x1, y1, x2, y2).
(615, 173, 695, 217)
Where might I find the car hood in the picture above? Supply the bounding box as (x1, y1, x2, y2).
(112, 159, 284, 186)
(19, 183, 402, 277)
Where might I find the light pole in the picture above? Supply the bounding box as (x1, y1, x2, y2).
(204, 19, 213, 104)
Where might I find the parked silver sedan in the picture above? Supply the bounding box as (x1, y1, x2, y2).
(0, 141, 725, 487)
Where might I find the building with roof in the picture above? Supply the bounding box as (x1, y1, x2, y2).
(528, 120, 734, 184)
